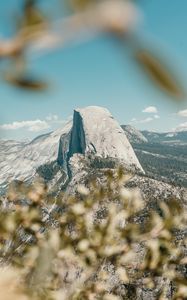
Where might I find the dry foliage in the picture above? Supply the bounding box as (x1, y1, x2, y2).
(0, 169, 186, 299)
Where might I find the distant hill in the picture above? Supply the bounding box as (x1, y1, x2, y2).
(142, 130, 187, 145)
(121, 125, 148, 144)
(122, 125, 187, 187)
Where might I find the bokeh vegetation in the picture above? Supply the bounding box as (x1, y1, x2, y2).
(0, 169, 186, 299)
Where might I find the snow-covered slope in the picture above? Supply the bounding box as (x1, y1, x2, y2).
(121, 125, 148, 144)
(0, 106, 144, 191)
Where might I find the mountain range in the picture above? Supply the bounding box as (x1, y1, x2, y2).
(0, 107, 144, 194)
(0, 106, 186, 197)
(122, 125, 187, 145)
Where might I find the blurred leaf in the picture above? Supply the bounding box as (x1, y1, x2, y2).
(5, 75, 48, 91)
(136, 50, 184, 98)
(18, 0, 47, 37)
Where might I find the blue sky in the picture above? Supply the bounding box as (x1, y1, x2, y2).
(0, 0, 187, 140)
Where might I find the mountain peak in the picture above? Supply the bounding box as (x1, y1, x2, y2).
(59, 106, 144, 173)
(75, 106, 110, 114)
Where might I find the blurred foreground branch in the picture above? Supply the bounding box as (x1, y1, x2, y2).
(0, 0, 184, 98)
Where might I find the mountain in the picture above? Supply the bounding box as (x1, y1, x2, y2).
(142, 130, 187, 145)
(121, 125, 148, 144)
(58, 107, 144, 172)
(122, 125, 187, 187)
(0, 106, 144, 193)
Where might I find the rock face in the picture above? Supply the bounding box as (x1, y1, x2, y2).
(0, 106, 144, 192)
(59, 106, 144, 173)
